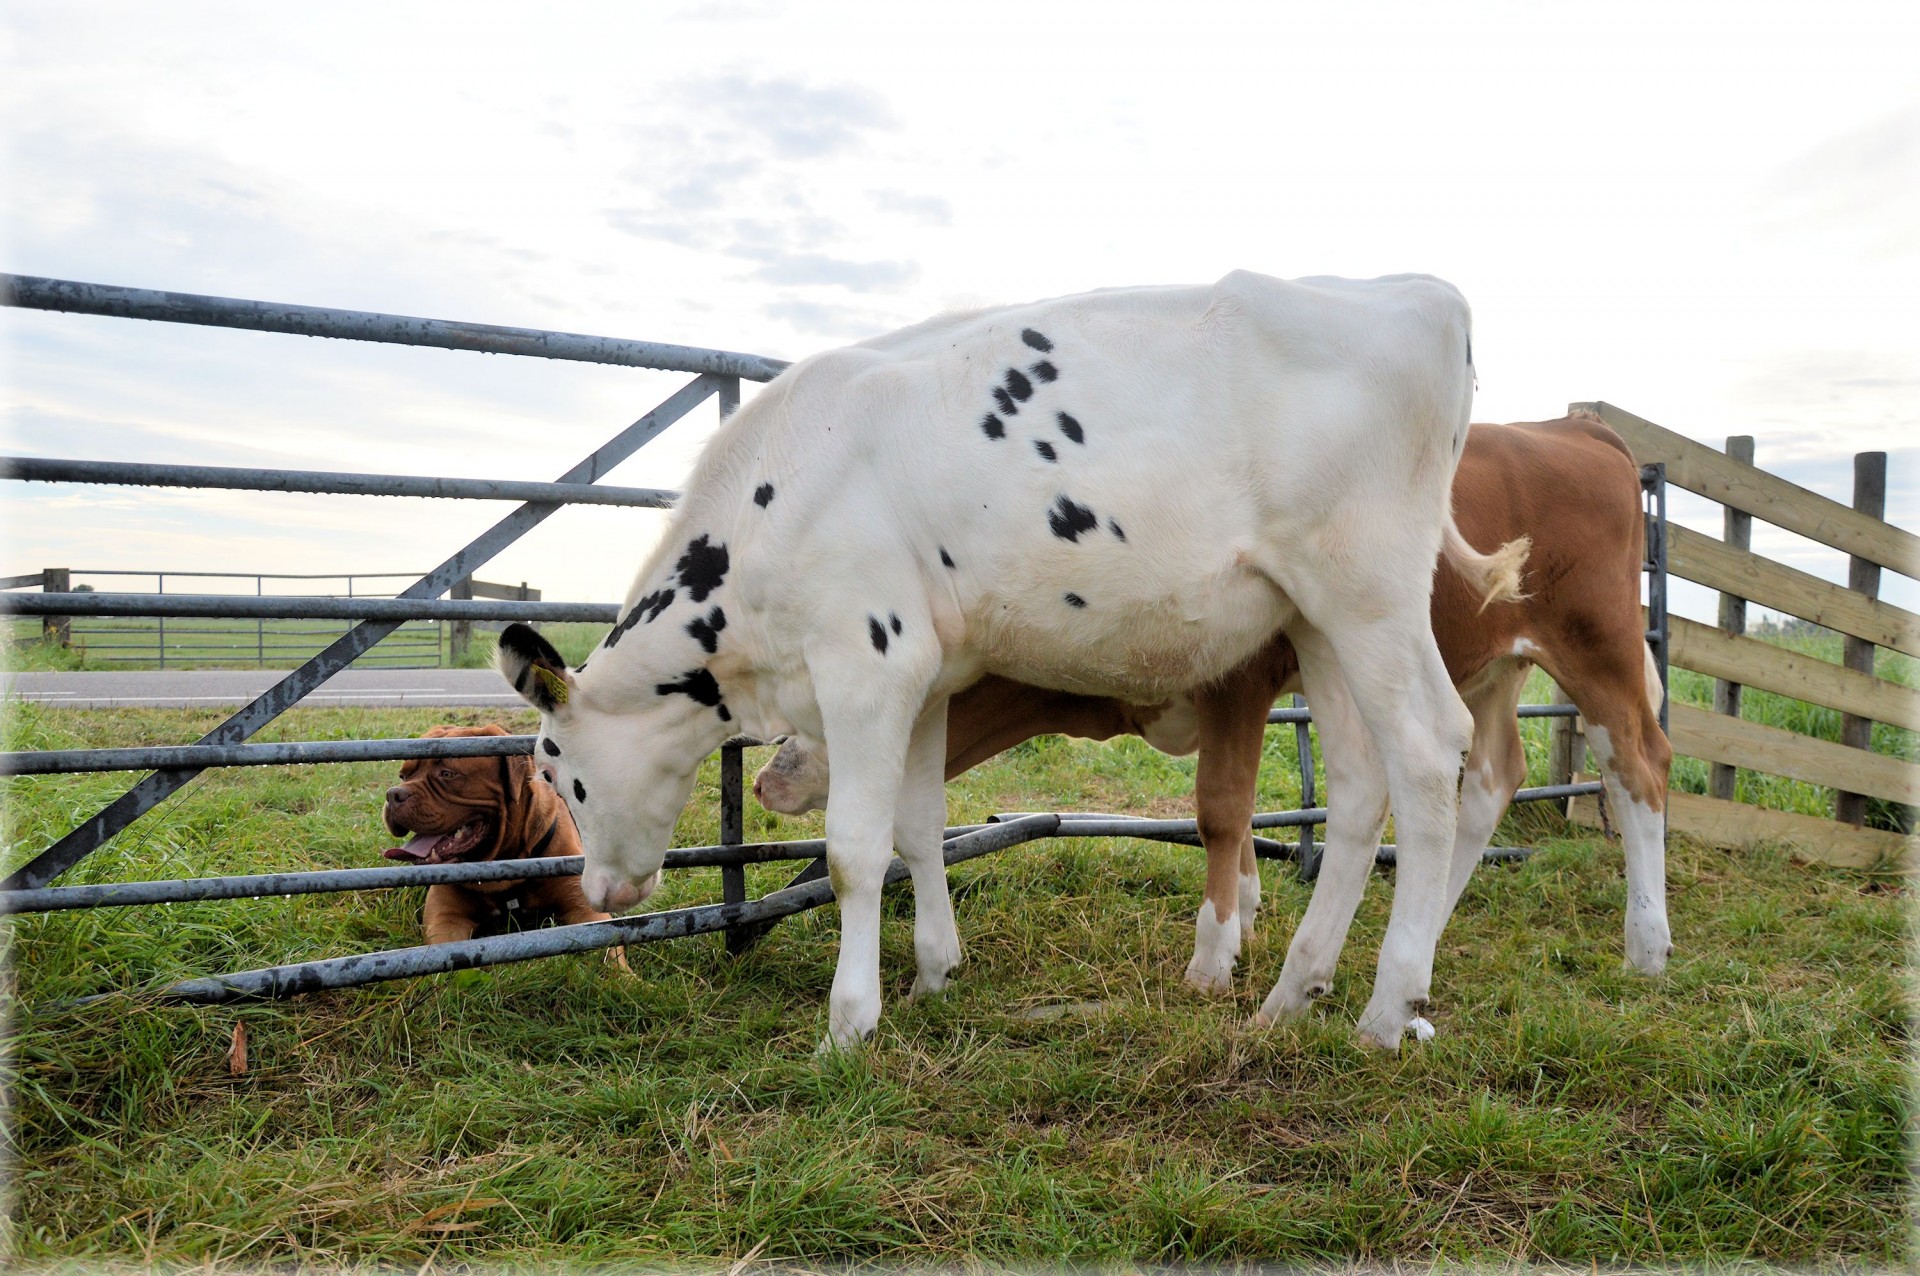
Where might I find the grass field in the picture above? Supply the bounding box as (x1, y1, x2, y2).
(2, 691, 1911, 1267)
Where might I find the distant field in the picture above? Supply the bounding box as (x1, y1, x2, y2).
(8, 617, 473, 673)
(1, 702, 1907, 1267)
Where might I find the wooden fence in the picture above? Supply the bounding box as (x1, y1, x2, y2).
(1561, 402, 1917, 869)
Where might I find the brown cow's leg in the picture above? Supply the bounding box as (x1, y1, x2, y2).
(1551, 642, 1674, 973)
(1442, 660, 1532, 919)
(1183, 663, 1279, 993)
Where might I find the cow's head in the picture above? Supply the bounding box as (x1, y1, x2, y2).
(496, 623, 729, 911)
(752, 734, 832, 815)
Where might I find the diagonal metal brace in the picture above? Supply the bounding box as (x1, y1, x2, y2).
(3, 374, 725, 891)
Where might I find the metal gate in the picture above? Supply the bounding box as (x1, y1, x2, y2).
(0, 273, 1666, 1005)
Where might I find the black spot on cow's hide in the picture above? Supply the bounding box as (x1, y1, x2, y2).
(1063, 592, 1087, 608)
(541, 737, 560, 757)
(1003, 368, 1033, 401)
(754, 482, 775, 508)
(1030, 360, 1058, 383)
(869, 616, 889, 654)
(1048, 495, 1099, 542)
(573, 778, 587, 802)
(981, 413, 1005, 440)
(686, 606, 727, 654)
(1021, 328, 1053, 353)
(657, 668, 724, 708)
(889, 612, 902, 635)
(1108, 519, 1126, 542)
(674, 534, 729, 602)
(1033, 439, 1057, 462)
(992, 387, 1019, 416)
(605, 588, 675, 648)
(939, 547, 956, 569)
(1056, 412, 1084, 444)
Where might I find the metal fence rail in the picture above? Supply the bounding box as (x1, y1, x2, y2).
(2, 273, 789, 382)
(2, 273, 1667, 1009)
(2, 457, 677, 508)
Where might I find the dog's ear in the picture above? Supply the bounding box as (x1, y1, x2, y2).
(497, 624, 573, 714)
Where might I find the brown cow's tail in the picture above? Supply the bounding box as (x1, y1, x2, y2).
(1443, 518, 1530, 612)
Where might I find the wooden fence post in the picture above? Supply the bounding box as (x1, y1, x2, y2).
(1709, 436, 1754, 801)
(42, 568, 70, 647)
(449, 575, 472, 662)
(1835, 451, 1886, 827)
(1549, 683, 1586, 795)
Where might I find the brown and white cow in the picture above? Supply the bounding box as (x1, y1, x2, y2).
(755, 413, 1673, 1024)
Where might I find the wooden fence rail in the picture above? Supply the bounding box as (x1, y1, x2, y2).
(1560, 402, 1914, 870)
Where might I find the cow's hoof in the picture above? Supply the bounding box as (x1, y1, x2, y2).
(815, 1028, 872, 1058)
(907, 971, 953, 1002)
(1355, 1025, 1403, 1052)
(1625, 917, 1673, 976)
(1183, 955, 1235, 995)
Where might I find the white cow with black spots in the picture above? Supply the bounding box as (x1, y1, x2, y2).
(497, 270, 1520, 1051)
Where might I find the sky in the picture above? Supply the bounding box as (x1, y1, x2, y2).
(3, 0, 1916, 627)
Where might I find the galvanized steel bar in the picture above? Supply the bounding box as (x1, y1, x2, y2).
(1292, 694, 1320, 880)
(3, 374, 720, 892)
(1266, 701, 1577, 726)
(3, 593, 619, 622)
(0, 839, 838, 916)
(2, 456, 676, 508)
(1, 274, 790, 382)
(3, 733, 536, 777)
(1642, 462, 1671, 733)
(103, 816, 1060, 1005)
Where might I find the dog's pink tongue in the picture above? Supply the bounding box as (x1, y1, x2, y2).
(382, 832, 447, 863)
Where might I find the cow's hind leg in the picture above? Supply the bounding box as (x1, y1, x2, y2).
(1293, 608, 1472, 1051)
(1255, 623, 1390, 1024)
(897, 695, 962, 999)
(1443, 660, 1532, 921)
(1553, 643, 1674, 973)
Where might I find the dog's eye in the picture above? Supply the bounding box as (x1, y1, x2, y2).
(437, 767, 460, 782)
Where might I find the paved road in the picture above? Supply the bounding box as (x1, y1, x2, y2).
(2, 669, 524, 710)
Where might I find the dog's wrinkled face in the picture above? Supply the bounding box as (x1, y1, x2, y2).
(382, 724, 520, 865)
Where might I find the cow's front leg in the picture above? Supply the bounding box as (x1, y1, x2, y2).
(813, 635, 934, 1051)
(896, 696, 961, 999)
(1184, 668, 1274, 993)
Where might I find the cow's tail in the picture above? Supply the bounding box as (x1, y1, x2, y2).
(1444, 519, 1530, 613)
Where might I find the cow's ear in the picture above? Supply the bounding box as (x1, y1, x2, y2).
(497, 623, 574, 713)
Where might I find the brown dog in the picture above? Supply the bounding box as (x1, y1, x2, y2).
(381, 723, 626, 962)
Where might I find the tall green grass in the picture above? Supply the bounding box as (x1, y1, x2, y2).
(1, 703, 1909, 1267)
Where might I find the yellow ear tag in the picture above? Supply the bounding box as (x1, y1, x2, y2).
(533, 665, 570, 706)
